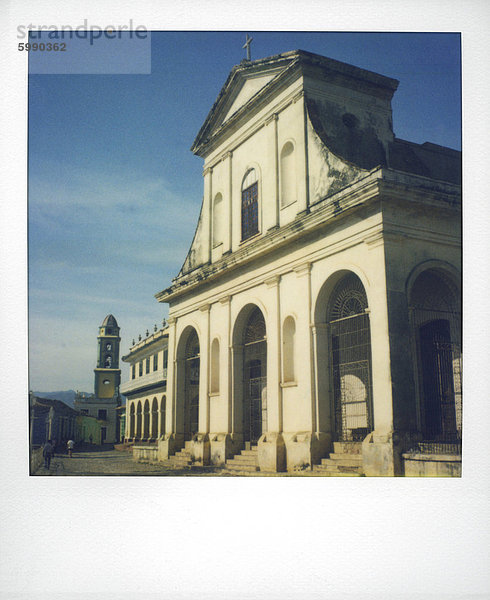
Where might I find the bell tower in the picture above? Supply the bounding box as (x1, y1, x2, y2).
(94, 314, 121, 399)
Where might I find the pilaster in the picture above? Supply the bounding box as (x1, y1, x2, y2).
(203, 166, 213, 264)
(264, 274, 281, 433)
(225, 152, 233, 253)
(166, 316, 177, 436)
(199, 303, 211, 434)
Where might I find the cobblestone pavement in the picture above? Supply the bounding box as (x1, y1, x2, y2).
(34, 448, 220, 476)
(33, 447, 326, 476)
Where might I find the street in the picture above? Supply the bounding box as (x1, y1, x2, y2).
(33, 446, 327, 476)
(33, 446, 221, 476)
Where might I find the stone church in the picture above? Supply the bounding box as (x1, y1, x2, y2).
(136, 49, 461, 476)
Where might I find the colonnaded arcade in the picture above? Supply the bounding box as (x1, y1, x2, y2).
(125, 50, 461, 476)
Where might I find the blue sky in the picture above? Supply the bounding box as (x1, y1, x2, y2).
(28, 31, 461, 392)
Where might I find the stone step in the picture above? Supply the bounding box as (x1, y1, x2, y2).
(313, 467, 363, 477)
(225, 463, 260, 472)
(161, 460, 191, 469)
(170, 460, 192, 465)
(322, 457, 363, 468)
(174, 450, 191, 457)
(328, 452, 363, 462)
(240, 449, 258, 457)
(333, 442, 363, 455)
(226, 457, 258, 467)
(171, 454, 192, 460)
(234, 453, 259, 462)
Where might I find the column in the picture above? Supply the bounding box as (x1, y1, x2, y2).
(264, 275, 282, 432)
(297, 91, 310, 215)
(203, 166, 213, 264)
(199, 303, 211, 434)
(265, 113, 279, 230)
(219, 295, 232, 432)
(166, 316, 177, 435)
(293, 263, 315, 431)
(226, 152, 233, 253)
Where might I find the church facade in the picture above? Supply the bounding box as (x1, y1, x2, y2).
(152, 50, 461, 476)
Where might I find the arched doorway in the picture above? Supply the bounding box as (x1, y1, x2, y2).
(242, 307, 267, 443)
(151, 398, 158, 439)
(184, 329, 200, 441)
(409, 269, 461, 448)
(328, 273, 373, 442)
(136, 401, 142, 439)
(143, 400, 150, 439)
(129, 403, 135, 438)
(160, 396, 166, 438)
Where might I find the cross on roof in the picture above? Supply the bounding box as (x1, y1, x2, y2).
(243, 34, 253, 61)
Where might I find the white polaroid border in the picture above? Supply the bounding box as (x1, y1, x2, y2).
(1, 1, 489, 599)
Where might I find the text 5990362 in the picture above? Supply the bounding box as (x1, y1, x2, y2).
(18, 42, 67, 51)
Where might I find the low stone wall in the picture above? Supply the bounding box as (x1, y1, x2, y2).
(133, 444, 159, 463)
(402, 452, 462, 477)
(30, 447, 44, 473)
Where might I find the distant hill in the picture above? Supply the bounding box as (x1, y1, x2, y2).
(33, 390, 90, 408)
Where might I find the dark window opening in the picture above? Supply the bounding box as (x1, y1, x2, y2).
(241, 181, 258, 241)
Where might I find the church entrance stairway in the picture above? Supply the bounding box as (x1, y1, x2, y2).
(224, 445, 259, 473)
(161, 441, 194, 469)
(313, 441, 364, 476)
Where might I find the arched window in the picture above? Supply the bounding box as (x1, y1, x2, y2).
(210, 338, 220, 394)
(213, 193, 224, 247)
(280, 142, 296, 207)
(241, 169, 259, 241)
(282, 316, 296, 382)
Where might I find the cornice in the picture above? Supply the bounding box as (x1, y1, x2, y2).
(156, 167, 460, 305)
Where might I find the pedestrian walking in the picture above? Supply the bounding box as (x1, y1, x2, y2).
(43, 440, 53, 469)
(67, 439, 75, 458)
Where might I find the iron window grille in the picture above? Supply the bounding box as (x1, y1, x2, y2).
(241, 181, 259, 241)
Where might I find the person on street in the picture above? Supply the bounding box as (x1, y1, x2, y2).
(43, 440, 53, 469)
(67, 439, 75, 458)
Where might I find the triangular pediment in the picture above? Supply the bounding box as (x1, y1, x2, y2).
(221, 68, 283, 123)
(191, 52, 299, 155)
